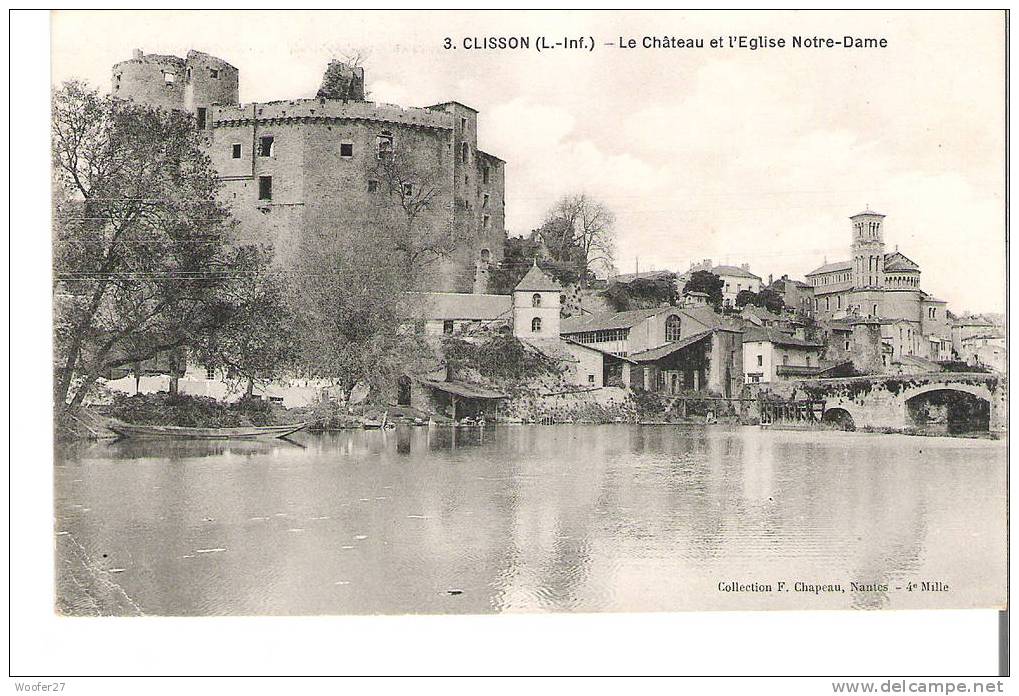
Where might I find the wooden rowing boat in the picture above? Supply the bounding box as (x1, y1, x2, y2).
(108, 420, 309, 440)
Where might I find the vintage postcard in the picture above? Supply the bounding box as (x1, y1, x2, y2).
(49, 10, 1006, 618)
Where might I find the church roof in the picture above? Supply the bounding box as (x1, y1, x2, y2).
(883, 251, 920, 272)
(805, 260, 852, 276)
(851, 209, 886, 217)
(514, 263, 562, 292)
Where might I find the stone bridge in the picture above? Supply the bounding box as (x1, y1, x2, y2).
(786, 372, 1007, 433)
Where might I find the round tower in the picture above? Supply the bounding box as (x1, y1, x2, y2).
(112, 49, 186, 111)
(184, 50, 239, 129)
(850, 209, 886, 290)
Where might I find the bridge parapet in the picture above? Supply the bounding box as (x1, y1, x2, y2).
(776, 372, 1006, 433)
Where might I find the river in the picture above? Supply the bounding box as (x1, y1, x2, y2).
(54, 425, 1006, 615)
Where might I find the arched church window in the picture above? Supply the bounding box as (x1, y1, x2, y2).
(531, 293, 541, 307)
(665, 315, 682, 342)
(531, 317, 542, 333)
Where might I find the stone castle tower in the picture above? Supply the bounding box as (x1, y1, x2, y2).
(112, 49, 239, 129)
(850, 210, 886, 290)
(108, 49, 508, 295)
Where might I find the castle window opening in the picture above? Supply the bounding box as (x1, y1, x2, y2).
(197, 107, 207, 129)
(367, 180, 379, 193)
(258, 176, 273, 201)
(186, 67, 191, 81)
(377, 133, 394, 159)
(483, 193, 490, 208)
(460, 117, 467, 130)
(402, 182, 414, 197)
(443, 320, 454, 335)
(845, 341, 851, 351)
(483, 166, 490, 184)
(531, 293, 542, 308)
(480, 248, 490, 262)
(531, 317, 542, 333)
(483, 214, 491, 230)
(258, 136, 274, 157)
(782, 354, 789, 365)
(232, 143, 242, 159)
(872, 303, 878, 316)
(163, 71, 175, 85)
(340, 142, 353, 158)
(209, 68, 219, 79)
(587, 374, 596, 384)
(461, 142, 469, 164)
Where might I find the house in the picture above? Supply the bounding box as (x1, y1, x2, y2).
(742, 327, 824, 384)
(562, 339, 637, 388)
(959, 333, 1005, 372)
(399, 292, 512, 336)
(560, 305, 730, 357)
(627, 328, 744, 397)
(679, 260, 762, 308)
(766, 274, 814, 316)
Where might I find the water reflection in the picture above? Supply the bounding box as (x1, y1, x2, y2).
(54, 425, 1006, 615)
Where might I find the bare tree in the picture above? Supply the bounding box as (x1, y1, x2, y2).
(537, 193, 616, 283)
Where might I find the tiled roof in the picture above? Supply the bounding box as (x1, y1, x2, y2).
(416, 378, 508, 399)
(712, 265, 761, 280)
(561, 307, 666, 333)
(400, 292, 511, 320)
(609, 270, 676, 283)
(743, 326, 823, 348)
(806, 259, 852, 276)
(514, 264, 563, 292)
(629, 330, 715, 363)
(562, 338, 638, 363)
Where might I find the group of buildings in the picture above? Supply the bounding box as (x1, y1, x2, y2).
(104, 49, 1003, 412)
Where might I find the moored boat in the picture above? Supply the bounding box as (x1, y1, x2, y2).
(108, 420, 308, 440)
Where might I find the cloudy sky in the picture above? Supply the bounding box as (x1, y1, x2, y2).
(52, 10, 1005, 313)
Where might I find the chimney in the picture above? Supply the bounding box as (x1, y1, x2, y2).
(768, 273, 773, 286)
(132, 48, 143, 59)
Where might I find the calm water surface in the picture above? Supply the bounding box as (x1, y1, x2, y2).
(54, 425, 1006, 615)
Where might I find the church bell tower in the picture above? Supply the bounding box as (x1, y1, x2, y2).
(850, 209, 886, 289)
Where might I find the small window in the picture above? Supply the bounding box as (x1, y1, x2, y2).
(482, 214, 491, 230)
(443, 320, 454, 335)
(367, 180, 379, 193)
(197, 107, 207, 129)
(209, 68, 219, 79)
(402, 182, 413, 197)
(872, 303, 878, 316)
(756, 355, 763, 367)
(782, 355, 789, 365)
(377, 133, 394, 159)
(259, 136, 274, 157)
(340, 142, 353, 158)
(845, 341, 851, 351)
(806, 356, 812, 367)
(204, 365, 215, 380)
(163, 71, 175, 84)
(532, 293, 542, 308)
(185, 68, 191, 81)
(460, 117, 467, 130)
(231, 143, 242, 159)
(258, 176, 272, 201)
(480, 248, 491, 263)
(531, 317, 542, 333)
(587, 374, 595, 384)
(483, 193, 490, 208)
(483, 166, 490, 185)
(461, 142, 469, 164)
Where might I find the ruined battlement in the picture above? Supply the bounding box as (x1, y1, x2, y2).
(211, 99, 455, 130)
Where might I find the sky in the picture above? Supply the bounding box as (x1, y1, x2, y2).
(51, 10, 1006, 313)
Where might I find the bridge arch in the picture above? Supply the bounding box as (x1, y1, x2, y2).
(900, 382, 993, 434)
(821, 407, 856, 431)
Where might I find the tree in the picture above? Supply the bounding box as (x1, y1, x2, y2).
(536, 194, 615, 283)
(52, 82, 263, 412)
(602, 274, 679, 312)
(682, 270, 724, 310)
(191, 255, 300, 398)
(366, 147, 465, 280)
(736, 288, 786, 314)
